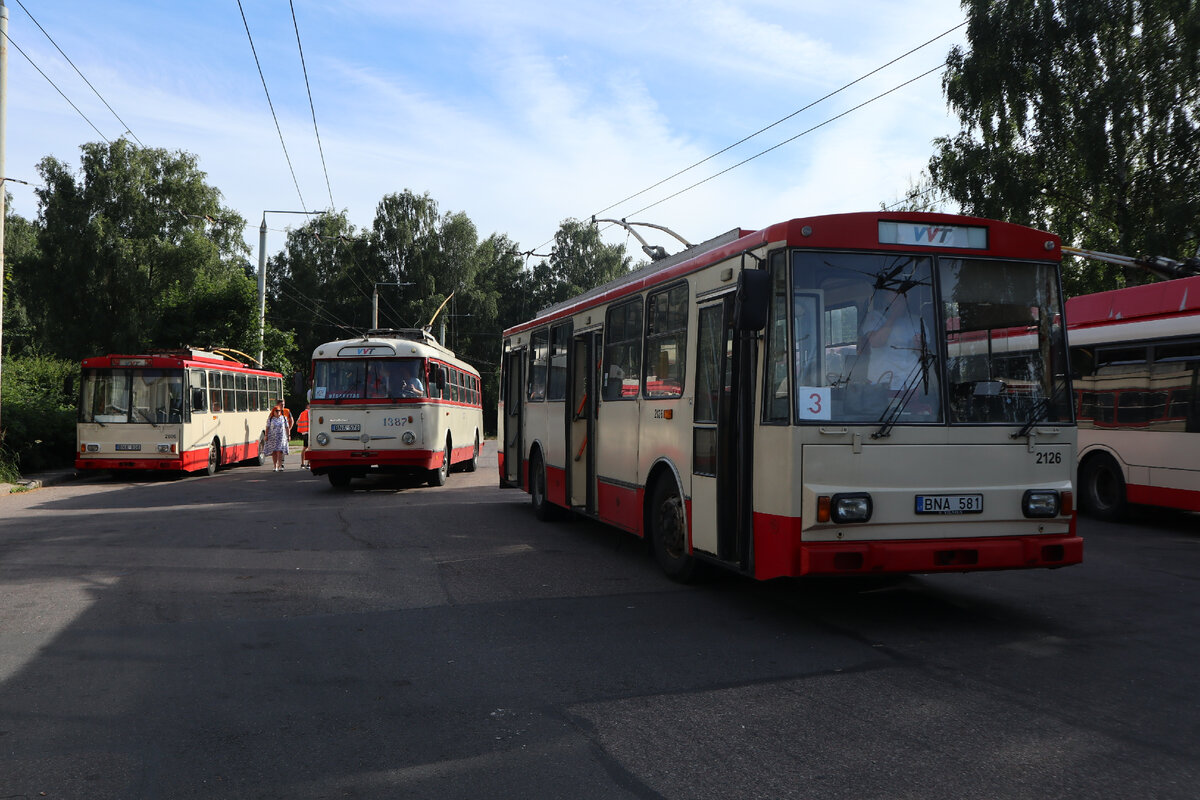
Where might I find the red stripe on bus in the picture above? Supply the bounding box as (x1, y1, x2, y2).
(1126, 483, 1200, 513)
(307, 449, 441, 471)
(597, 480, 643, 536)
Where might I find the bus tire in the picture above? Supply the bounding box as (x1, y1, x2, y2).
(464, 433, 479, 473)
(255, 434, 267, 466)
(429, 437, 451, 486)
(1080, 453, 1127, 521)
(650, 476, 702, 583)
(205, 440, 220, 477)
(328, 469, 352, 489)
(530, 450, 560, 521)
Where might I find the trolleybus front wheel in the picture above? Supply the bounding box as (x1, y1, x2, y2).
(205, 440, 219, 477)
(328, 469, 352, 489)
(529, 450, 561, 520)
(650, 477, 702, 583)
(1080, 453, 1127, 521)
(463, 433, 479, 473)
(429, 437, 451, 486)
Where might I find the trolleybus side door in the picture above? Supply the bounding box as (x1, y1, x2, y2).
(501, 346, 526, 488)
(568, 330, 600, 513)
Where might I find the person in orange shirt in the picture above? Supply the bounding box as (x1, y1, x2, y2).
(296, 407, 310, 468)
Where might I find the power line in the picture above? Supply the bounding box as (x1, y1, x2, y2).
(289, 0, 335, 211)
(0, 29, 109, 143)
(13, 0, 144, 147)
(588, 21, 966, 224)
(625, 63, 948, 220)
(236, 0, 307, 211)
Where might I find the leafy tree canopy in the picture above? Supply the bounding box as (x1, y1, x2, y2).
(929, 0, 1200, 294)
(15, 139, 257, 358)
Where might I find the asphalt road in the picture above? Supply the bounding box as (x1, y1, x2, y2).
(1, 444, 1198, 799)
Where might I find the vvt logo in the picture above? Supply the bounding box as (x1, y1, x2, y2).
(356, 347, 377, 355)
(912, 226, 952, 243)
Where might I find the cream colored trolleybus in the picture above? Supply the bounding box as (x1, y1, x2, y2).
(76, 350, 285, 475)
(305, 328, 484, 488)
(499, 212, 1082, 581)
(1068, 275, 1200, 517)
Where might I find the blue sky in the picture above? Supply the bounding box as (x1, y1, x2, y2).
(3, 0, 968, 262)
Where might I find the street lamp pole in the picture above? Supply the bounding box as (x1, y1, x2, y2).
(258, 209, 319, 365)
(373, 282, 413, 330)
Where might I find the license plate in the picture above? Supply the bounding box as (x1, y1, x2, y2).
(330, 423, 361, 432)
(915, 494, 983, 514)
(115, 443, 142, 452)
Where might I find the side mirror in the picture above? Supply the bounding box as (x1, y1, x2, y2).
(734, 268, 770, 331)
(435, 366, 447, 392)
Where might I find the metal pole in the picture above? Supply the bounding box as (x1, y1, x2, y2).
(0, 1, 8, 439)
(257, 216, 267, 365)
(372, 284, 379, 330)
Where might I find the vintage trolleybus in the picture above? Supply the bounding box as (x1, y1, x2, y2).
(499, 212, 1082, 581)
(76, 349, 285, 475)
(1067, 274, 1200, 517)
(305, 328, 484, 488)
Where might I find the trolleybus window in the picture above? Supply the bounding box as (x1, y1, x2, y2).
(528, 329, 549, 402)
(81, 368, 185, 424)
(763, 252, 790, 423)
(645, 283, 688, 399)
(313, 358, 427, 400)
(548, 323, 570, 401)
(603, 297, 643, 400)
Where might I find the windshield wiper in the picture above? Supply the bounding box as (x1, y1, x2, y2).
(1011, 381, 1067, 439)
(135, 408, 159, 428)
(872, 339, 938, 439)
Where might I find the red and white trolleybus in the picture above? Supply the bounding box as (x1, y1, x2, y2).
(1067, 274, 1200, 517)
(76, 349, 285, 475)
(499, 212, 1082, 581)
(305, 328, 484, 488)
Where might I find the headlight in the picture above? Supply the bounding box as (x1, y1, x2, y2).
(315, 432, 330, 446)
(157, 444, 172, 453)
(402, 431, 416, 445)
(831, 493, 873, 523)
(1022, 489, 1060, 518)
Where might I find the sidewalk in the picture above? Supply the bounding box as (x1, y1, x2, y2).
(2, 467, 83, 495)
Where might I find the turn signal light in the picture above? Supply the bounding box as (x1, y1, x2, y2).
(817, 496, 831, 523)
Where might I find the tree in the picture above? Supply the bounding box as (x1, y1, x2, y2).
(528, 219, 631, 311)
(928, 0, 1200, 295)
(17, 139, 257, 358)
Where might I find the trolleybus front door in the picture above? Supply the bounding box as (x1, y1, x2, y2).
(691, 296, 754, 570)
(501, 348, 525, 488)
(568, 331, 599, 513)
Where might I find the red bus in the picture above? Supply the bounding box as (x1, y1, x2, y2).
(1068, 275, 1200, 517)
(499, 212, 1081, 581)
(76, 349, 285, 474)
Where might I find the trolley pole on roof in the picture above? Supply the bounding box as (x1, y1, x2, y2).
(257, 209, 321, 365)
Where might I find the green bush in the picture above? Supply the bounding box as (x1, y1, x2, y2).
(0, 352, 78, 475)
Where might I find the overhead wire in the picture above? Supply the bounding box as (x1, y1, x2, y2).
(289, 0, 336, 211)
(13, 0, 144, 147)
(527, 22, 967, 255)
(0, 28, 109, 143)
(236, 0, 308, 211)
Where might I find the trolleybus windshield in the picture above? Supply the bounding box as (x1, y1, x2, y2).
(80, 368, 186, 425)
(792, 251, 1071, 426)
(312, 357, 427, 400)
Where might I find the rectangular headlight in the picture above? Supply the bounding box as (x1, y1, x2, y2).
(832, 493, 873, 523)
(1022, 489, 1060, 518)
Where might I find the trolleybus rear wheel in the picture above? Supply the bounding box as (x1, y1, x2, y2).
(463, 433, 479, 473)
(530, 450, 560, 520)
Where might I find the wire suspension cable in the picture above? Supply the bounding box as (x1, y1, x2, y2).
(289, 0, 335, 211)
(237, 0, 307, 211)
(14, 0, 144, 146)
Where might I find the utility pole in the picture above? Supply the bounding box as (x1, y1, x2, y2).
(257, 209, 319, 365)
(0, 0, 9, 439)
(372, 282, 412, 330)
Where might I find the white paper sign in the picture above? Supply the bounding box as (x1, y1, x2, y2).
(797, 387, 831, 420)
